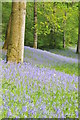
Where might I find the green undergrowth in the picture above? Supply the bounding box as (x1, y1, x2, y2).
(36, 63, 79, 76)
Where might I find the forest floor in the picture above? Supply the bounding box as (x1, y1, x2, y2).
(0, 43, 78, 118)
(48, 46, 78, 58)
(24, 46, 79, 76)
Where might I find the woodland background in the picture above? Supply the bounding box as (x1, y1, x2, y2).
(2, 2, 79, 50)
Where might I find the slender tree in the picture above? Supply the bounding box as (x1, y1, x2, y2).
(53, 2, 56, 48)
(76, 1, 80, 54)
(49, 2, 56, 48)
(33, 0, 37, 49)
(7, 1, 26, 63)
(63, 11, 66, 48)
(63, 3, 68, 48)
(2, 14, 11, 50)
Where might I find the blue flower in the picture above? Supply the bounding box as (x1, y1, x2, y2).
(22, 105, 27, 112)
(7, 110, 12, 117)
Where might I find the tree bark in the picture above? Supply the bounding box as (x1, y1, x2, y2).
(63, 2, 68, 48)
(76, 1, 80, 54)
(53, 2, 56, 48)
(63, 31, 65, 48)
(50, 2, 56, 48)
(63, 11, 66, 48)
(7, 1, 26, 63)
(2, 14, 11, 50)
(33, 0, 37, 49)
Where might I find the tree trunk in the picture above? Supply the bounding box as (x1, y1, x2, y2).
(76, 1, 80, 54)
(2, 14, 11, 50)
(50, 2, 56, 48)
(63, 30, 65, 48)
(7, 1, 26, 63)
(53, 2, 56, 48)
(63, 11, 66, 48)
(33, 0, 37, 49)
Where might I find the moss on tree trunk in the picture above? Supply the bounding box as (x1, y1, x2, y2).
(7, 1, 26, 63)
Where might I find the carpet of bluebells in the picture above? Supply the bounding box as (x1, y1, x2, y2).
(48, 47, 78, 59)
(0, 44, 78, 118)
(24, 46, 79, 76)
(24, 46, 79, 64)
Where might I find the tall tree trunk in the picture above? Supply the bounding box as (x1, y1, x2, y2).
(63, 3, 68, 48)
(63, 30, 65, 48)
(2, 14, 11, 50)
(76, 1, 80, 54)
(63, 11, 66, 48)
(53, 2, 56, 48)
(49, 2, 56, 48)
(7, 1, 26, 63)
(33, 0, 37, 49)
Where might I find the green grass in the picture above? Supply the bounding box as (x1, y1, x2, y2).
(36, 63, 79, 76)
(52, 63, 79, 76)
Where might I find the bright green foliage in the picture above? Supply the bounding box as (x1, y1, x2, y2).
(25, 3, 34, 47)
(2, 2, 11, 41)
(2, 2, 78, 49)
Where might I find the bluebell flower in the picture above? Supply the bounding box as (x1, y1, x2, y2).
(1, 45, 78, 118)
(7, 109, 12, 117)
(22, 105, 27, 112)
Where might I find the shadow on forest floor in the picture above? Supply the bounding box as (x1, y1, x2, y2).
(45, 46, 78, 59)
(0, 42, 79, 76)
(0, 42, 78, 59)
(0, 42, 78, 63)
